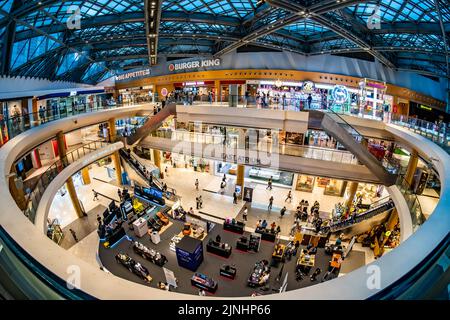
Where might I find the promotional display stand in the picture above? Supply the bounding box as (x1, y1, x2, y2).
(175, 236, 204, 271)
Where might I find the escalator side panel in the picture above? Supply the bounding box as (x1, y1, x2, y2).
(321, 114, 397, 186)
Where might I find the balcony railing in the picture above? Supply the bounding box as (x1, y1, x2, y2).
(152, 129, 360, 165)
(1, 102, 124, 146)
(22, 140, 109, 223)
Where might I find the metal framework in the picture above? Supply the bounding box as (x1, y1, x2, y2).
(0, 0, 448, 84)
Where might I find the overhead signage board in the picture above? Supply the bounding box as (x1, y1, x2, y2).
(331, 85, 349, 105)
(168, 58, 221, 72)
(115, 69, 151, 81)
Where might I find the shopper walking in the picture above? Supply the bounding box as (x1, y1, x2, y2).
(93, 190, 99, 201)
(189, 207, 194, 215)
(117, 188, 122, 201)
(69, 229, 78, 242)
(199, 195, 203, 209)
(196, 196, 200, 210)
(285, 190, 292, 203)
(280, 206, 287, 218)
(268, 196, 274, 211)
(233, 191, 238, 204)
(243, 207, 248, 221)
(266, 177, 273, 190)
(165, 166, 169, 177)
(195, 178, 199, 191)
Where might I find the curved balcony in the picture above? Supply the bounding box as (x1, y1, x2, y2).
(0, 106, 448, 299)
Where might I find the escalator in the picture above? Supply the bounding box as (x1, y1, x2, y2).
(328, 198, 395, 237)
(126, 103, 177, 145)
(119, 149, 177, 200)
(310, 110, 398, 186)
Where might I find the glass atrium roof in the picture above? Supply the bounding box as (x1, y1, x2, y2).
(0, 0, 448, 84)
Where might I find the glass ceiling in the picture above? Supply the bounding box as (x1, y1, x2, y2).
(0, 0, 447, 84)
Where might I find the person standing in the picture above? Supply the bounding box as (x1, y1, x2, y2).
(233, 191, 238, 204)
(96, 214, 102, 226)
(285, 190, 292, 203)
(280, 206, 287, 218)
(93, 190, 99, 201)
(268, 196, 274, 211)
(243, 207, 248, 221)
(165, 166, 169, 177)
(196, 196, 200, 210)
(266, 177, 273, 190)
(117, 188, 122, 202)
(195, 178, 199, 191)
(199, 195, 203, 209)
(189, 207, 194, 215)
(69, 229, 78, 242)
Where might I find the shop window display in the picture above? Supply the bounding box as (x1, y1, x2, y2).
(324, 179, 347, 197)
(296, 175, 315, 192)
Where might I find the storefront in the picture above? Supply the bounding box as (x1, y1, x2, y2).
(295, 174, 385, 200)
(37, 90, 110, 118)
(357, 79, 393, 120)
(118, 85, 154, 104)
(168, 153, 212, 173)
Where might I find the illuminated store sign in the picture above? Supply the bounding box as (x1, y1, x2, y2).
(331, 85, 349, 105)
(115, 69, 150, 81)
(420, 105, 432, 111)
(169, 59, 221, 72)
(302, 81, 315, 94)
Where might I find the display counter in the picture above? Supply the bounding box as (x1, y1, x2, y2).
(271, 244, 286, 266)
(298, 229, 329, 248)
(255, 227, 277, 242)
(223, 220, 245, 234)
(104, 227, 127, 248)
(296, 252, 316, 273)
(191, 272, 218, 293)
(247, 260, 270, 288)
(220, 265, 237, 279)
(206, 240, 232, 258)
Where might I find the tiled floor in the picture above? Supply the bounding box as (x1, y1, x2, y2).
(48, 164, 121, 228)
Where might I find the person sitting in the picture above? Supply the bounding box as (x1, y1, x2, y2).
(270, 222, 276, 232)
(261, 220, 268, 229)
(259, 272, 270, 285)
(308, 245, 318, 255)
(256, 220, 262, 229)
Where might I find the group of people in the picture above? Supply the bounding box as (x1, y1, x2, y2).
(256, 219, 281, 235)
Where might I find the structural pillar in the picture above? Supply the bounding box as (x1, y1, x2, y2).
(344, 181, 359, 210)
(81, 167, 91, 185)
(236, 164, 245, 198)
(66, 177, 84, 218)
(10, 168, 27, 211)
(153, 149, 161, 171)
(229, 84, 238, 107)
(56, 131, 67, 160)
(108, 118, 123, 186)
(56, 130, 84, 218)
(214, 80, 221, 103)
(405, 149, 419, 187)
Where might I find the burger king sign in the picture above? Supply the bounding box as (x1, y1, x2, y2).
(168, 58, 221, 72)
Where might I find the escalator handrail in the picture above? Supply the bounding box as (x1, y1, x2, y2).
(329, 198, 394, 231)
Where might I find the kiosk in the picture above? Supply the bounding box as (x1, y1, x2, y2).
(175, 236, 204, 271)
